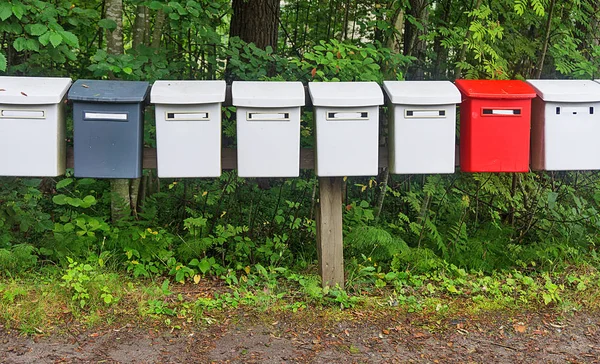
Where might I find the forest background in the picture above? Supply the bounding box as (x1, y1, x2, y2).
(1, 0, 600, 326)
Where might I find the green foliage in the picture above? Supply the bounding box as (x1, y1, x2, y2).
(61, 257, 119, 309)
(294, 39, 411, 82)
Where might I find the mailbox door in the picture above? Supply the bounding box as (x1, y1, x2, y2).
(73, 102, 143, 178)
(0, 103, 65, 176)
(236, 106, 300, 177)
(316, 106, 379, 177)
(544, 101, 600, 170)
(460, 98, 531, 172)
(155, 103, 221, 178)
(391, 104, 456, 174)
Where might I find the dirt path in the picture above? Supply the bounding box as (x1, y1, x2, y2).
(1, 309, 599, 363)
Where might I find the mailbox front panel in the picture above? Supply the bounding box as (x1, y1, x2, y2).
(155, 103, 221, 178)
(531, 99, 600, 170)
(0, 103, 65, 176)
(73, 102, 143, 178)
(236, 106, 301, 177)
(315, 105, 379, 176)
(460, 98, 531, 172)
(389, 104, 456, 174)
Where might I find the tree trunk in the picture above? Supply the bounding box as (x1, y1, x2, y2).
(111, 179, 130, 223)
(132, 5, 148, 49)
(229, 0, 281, 50)
(105, 0, 123, 55)
(151, 10, 166, 48)
(403, 0, 429, 80)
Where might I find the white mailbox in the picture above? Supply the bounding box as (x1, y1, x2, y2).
(0, 76, 72, 177)
(528, 79, 600, 170)
(232, 81, 304, 177)
(309, 82, 383, 176)
(383, 81, 460, 174)
(151, 80, 226, 178)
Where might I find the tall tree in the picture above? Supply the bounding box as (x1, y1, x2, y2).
(229, 0, 281, 50)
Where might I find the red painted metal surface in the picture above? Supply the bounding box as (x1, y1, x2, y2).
(455, 80, 536, 172)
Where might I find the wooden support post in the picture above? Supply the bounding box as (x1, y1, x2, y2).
(317, 177, 344, 289)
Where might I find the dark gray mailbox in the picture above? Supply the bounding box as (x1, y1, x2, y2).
(68, 80, 149, 178)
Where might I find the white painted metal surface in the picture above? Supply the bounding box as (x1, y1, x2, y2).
(309, 82, 383, 176)
(383, 81, 460, 174)
(151, 80, 226, 177)
(232, 81, 304, 177)
(528, 79, 600, 170)
(0, 76, 72, 176)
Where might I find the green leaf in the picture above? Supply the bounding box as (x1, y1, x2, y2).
(56, 178, 73, 189)
(148, 1, 164, 10)
(49, 32, 62, 48)
(82, 195, 96, 207)
(68, 198, 82, 207)
(11, 4, 25, 20)
(12, 37, 28, 52)
(52, 194, 68, 205)
(122, 67, 133, 75)
(28, 24, 48, 36)
(38, 32, 50, 46)
(198, 259, 211, 274)
(0, 53, 6, 71)
(0, 3, 11, 21)
(98, 19, 117, 30)
(60, 31, 78, 47)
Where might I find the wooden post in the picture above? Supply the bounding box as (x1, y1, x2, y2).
(317, 177, 344, 288)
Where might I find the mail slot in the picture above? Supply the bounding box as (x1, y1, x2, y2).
(455, 80, 536, 172)
(165, 112, 209, 121)
(383, 81, 461, 174)
(0, 110, 46, 119)
(68, 79, 149, 178)
(527, 79, 600, 170)
(232, 81, 305, 177)
(0, 76, 72, 177)
(151, 80, 225, 178)
(83, 112, 128, 121)
(326, 111, 369, 120)
(309, 82, 383, 176)
(247, 112, 290, 121)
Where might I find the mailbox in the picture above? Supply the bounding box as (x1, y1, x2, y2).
(383, 81, 460, 174)
(309, 82, 383, 176)
(527, 80, 600, 171)
(232, 81, 304, 177)
(0, 76, 72, 177)
(455, 80, 536, 172)
(68, 79, 149, 178)
(151, 80, 226, 177)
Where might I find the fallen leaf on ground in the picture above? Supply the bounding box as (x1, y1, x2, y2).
(513, 323, 527, 333)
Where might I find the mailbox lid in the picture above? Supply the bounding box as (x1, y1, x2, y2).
(309, 82, 383, 107)
(527, 79, 600, 103)
(455, 80, 536, 100)
(68, 79, 150, 103)
(383, 81, 460, 105)
(0, 76, 72, 105)
(151, 80, 226, 104)
(232, 81, 304, 107)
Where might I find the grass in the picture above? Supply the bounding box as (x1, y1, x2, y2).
(1, 261, 600, 335)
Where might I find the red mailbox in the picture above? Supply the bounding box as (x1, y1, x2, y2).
(455, 80, 536, 172)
